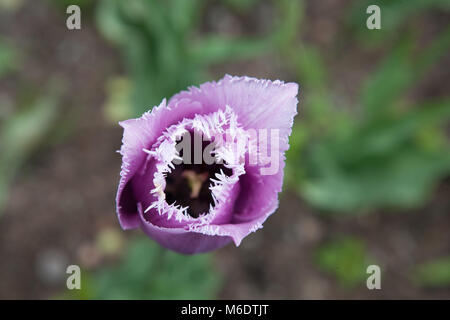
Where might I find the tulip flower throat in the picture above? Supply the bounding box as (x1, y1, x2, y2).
(165, 131, 233, 218)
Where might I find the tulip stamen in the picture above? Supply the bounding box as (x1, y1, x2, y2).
(181, 170, 209, 199)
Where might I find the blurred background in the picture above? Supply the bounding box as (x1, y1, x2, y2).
(0, 0, 449, 299)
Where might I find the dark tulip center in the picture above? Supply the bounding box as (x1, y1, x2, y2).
(164, 132, 232, 218)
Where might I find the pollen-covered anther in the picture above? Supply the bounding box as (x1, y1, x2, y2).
(181, 170, 209, 198)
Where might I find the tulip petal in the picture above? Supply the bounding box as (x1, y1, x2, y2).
(116, 99, 202, 229)
(137, 203, 231, 254)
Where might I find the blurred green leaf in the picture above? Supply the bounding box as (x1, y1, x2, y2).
(65, 237, 221, 299)
(315, 237, 373, 287)
(103, 76, 133, 122)
(303, 147, 450, 212)
(96, 0, 274, 117)
(301, 99, 450, 212)
(347, 0, 450, 46)
(292, 45, 326, 90)
(360, 36, 414, 119)
(412, 257, 450, 288)
(0, 37, 19, 77)
(221, 0, 260, 13)
(362, 27, 450, 118)
(288, 25, 450, 213)
(189, 36, 271, 66)
(0, 83, 63, 214)
(273, 0, 302, 49)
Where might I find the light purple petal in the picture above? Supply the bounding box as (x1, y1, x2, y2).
(116, 99, 202, 229)
(170, 75, 299, 242)
(137, 203, 231, 254)
(170, 74, 299, 139)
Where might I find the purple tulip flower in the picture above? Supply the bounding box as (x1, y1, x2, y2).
(116, 75, 299, 254)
